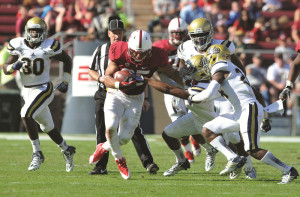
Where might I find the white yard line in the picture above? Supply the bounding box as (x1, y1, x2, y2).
(0, 133, 300, 142)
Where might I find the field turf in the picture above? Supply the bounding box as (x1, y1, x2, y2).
(0, 134, 300, 197)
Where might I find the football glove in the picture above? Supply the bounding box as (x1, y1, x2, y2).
(279, 86, 292, 100)
(55, 81, 69, 93)
(134, 75, 145, 86)
(119, 80, 137, 90)
(12, 61, 25, 70)
(260, 118, 272, 132)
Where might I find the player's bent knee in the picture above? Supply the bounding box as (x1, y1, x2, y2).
(40, 122, 54, 133)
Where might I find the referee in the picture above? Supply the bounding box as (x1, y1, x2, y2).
(88, 19, 159, 175)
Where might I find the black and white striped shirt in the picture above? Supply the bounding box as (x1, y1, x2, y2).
(89, 42, 111, 89)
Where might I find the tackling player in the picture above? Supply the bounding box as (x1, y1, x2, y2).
(144, 55, 245, 176)
(177, 18, 258, 178)
(190, 44, 299, 184)
(152, 17, 202, 163)
(89, 30, 184, 180)
(3, 17, 76, 172)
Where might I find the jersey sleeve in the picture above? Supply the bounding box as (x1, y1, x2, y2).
(7, 37, 23, 56)
(221, 40, 235, 54)
(211, 61, 230, 75)
(157, 47, 169, 67)
(89, 46, 101, 70)
(109, 42, 122, 63)
(177, 43, 185, 59)
(42, 39, 62, 56)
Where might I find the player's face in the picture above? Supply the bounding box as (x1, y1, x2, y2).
(108, 30, 124, 44)
(29, 29, 43, 40)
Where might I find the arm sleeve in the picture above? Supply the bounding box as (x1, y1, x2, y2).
(191, 80, 221, 102)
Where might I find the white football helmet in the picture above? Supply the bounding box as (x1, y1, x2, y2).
(168, 17, 188, 46)
(128, 30, 152, 65)
(25, 17, 47, 44)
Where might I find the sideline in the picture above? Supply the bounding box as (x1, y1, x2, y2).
(0, 133, 300, 142)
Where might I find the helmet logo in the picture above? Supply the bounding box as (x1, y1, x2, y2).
(211, 46, 221, 54)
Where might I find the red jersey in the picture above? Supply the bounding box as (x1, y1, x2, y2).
(153, 39, 179, 68)
(295, 40, 300, 53)
(109, 41, 168, 95)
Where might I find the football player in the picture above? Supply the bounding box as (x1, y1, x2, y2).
(144, 55, 245, 176)
(190, 44, 299, 184)
(178, 18, 257, 178)
(3, 17, 76, 172)
(89, 30, 184, 180)
(152, 17, 202, 163)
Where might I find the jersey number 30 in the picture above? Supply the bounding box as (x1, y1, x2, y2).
(21, 58, 44, 75)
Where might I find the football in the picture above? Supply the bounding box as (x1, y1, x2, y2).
(114, 70, 132, 82)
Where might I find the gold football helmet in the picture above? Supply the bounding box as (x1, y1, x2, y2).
(204, 44, 231, 70)
(25, 17, 47, 44)
(180, 55, 210, 81)
(188, 18, 214, 52)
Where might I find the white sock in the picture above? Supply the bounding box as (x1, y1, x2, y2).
(172, 148, 186, 163)
(58, 139, 68, 151)
(201, 142, 213, 153)
(244, 155, 253, 170)
(107, 130, 122, 159)
(261, 151, 291, 174)
(210, 136, 237, 160)
(181, 142, 192, 152)
(102, 141, 110, 151)
(30, 139, 41, 152)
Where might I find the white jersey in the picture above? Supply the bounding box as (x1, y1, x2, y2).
(177, 39, 236, 61)
(7, 37, 62, 86)
(211, 61, 257, 112)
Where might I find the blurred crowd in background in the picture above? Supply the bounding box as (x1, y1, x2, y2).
(1, 0, 300, 118)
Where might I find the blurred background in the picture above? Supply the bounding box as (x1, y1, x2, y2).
(0, 0, 299, 136)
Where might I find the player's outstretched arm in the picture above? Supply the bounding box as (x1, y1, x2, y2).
(158, 64, 184, 85)
(145, 77, 189, 99)
(3, 54, 20, 75)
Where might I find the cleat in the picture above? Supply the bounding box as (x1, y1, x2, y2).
(115, 157, 130, 180)
(89, 143, 108, 165)
(163, 159, 190, 176)
(220, 156, 246, 176)
(88, 165, 108, 175)
(245, 167, 257, 179)
(185, 151, 194, 163)
(205, 148, 218, 171)
(190, 136, 201, 156)
(62, 146, 76, 172)
(146, 163, 159, 174)
(229, 166, 243, 179)
(278, 167, 299, 184)
(28, 151, 45, 171)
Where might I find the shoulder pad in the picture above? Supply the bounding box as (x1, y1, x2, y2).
(41, 39, 62, 55)
(7, 37, 24, 55)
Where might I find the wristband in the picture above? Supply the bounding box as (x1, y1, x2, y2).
(6, 64, 14, 73)
(97, 75, 101, 83)
(114, 81, 120, 89)
(144, 97, 149, 101)
(63, 72, 71, 84)
(286, 80, 293, 89)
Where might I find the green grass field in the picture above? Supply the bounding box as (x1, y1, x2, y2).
(0, 134, 300, 197)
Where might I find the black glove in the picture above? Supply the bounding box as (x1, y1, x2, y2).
(279, 86, 292, 100)
(55, 81, 69, 93)
(119, 80, 137, 90)
(12, 61, 24, 70)
(260, 118, 272, 132)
